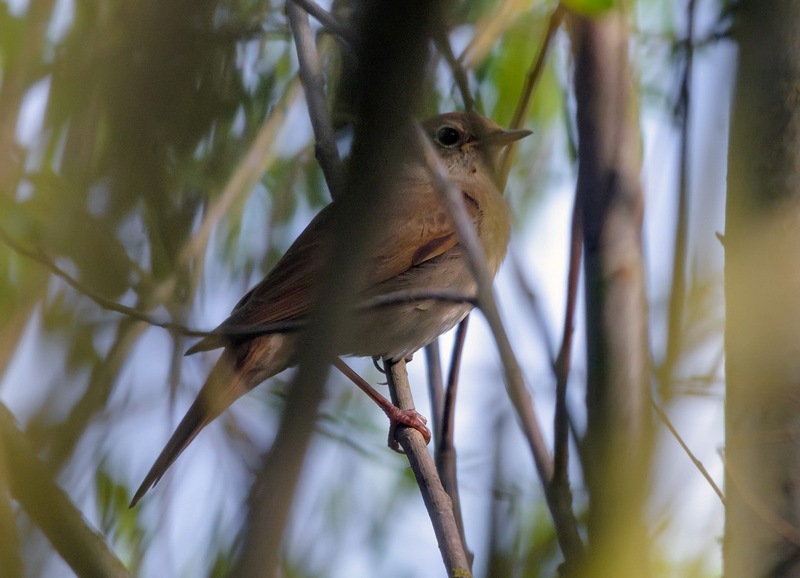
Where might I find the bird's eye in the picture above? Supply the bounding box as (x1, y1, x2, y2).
(436, 126, 461, 147)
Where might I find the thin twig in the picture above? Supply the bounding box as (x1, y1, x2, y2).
(287, 0, 345, 199)
(552, 200, 582, 484)
(652, 399, 725, 505)
(386, 360, 472, 576)
(424, 340, 445, 444)
(0, 225, 206, 337)
(433, 26, 475, 111)
(500, 4, 565, 186)
(415, 126, 552, 477)
(179, 80, 301, 265)
(661, 0, 696, 397)
(436, 316, 471, 560)
(415, 126, 584, 563)
(509, 252, 557, 362)
(290, 0, 352, 43)
(0, 232, 479, 344)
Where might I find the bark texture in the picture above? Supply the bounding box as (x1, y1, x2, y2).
(570, 9, 651, 577)
(725, 2, 800, 576)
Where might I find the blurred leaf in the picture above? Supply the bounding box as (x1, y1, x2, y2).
(562, 0, 618, 16)
(96, 469, 144, 574)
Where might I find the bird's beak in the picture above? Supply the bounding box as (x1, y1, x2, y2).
(484, 128, 533, 147)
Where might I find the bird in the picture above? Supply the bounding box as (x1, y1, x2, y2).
(129, 111, 531, 506)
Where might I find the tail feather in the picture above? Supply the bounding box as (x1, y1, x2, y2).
(129, 350, 246, 507)
(129, 396, 212, 507)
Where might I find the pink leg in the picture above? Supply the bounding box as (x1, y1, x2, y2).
(334, 358, 431, 451)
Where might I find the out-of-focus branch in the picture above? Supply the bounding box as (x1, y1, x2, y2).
(433, 27, 475, 111)
(0, 436, 22, 578)
(500, 4, 565, 186)
(550, 197, 583, 546)
(415, 127, 585, 565)
(291, 0, 352, 42)
(425, 340, 445, 440)
(179, 80, 301, 265)
(386, 360, 472, 576)
(0, 233, 478, 342)
(0, 225, 209, 338)
(233, 1, 443, 575)
(0, 405, 130, 578)
(651, 399, 725, 505)
(287, 1, 344, 199)
(570, 6, 652, 575)
(661, 0, 696, 396)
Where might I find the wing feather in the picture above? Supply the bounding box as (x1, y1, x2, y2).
(186, 178, 481, 354)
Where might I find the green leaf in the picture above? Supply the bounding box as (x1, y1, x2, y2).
(562, 0, 618, 16)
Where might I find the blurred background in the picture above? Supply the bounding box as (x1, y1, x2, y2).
(0, 0, 732, 576)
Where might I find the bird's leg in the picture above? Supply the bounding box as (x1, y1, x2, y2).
(333, 358, 431, 452)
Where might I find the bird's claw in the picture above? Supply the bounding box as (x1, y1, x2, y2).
(385, 407, 431, 453)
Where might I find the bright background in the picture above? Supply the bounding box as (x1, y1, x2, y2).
(0, 0, 732, 576)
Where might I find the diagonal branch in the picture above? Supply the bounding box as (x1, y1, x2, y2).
(287, 0, 345, 199)
(0, 405, 130, 578)
(414, 126, 585, 564)
(500, 4, 565, 186)
(386, 359, 472, 576)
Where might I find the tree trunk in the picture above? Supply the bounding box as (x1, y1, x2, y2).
(724, 2, 800, 576)
(570, 9, 652, 577)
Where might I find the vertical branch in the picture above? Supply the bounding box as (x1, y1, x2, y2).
(435, 317, 471, 558)
(287, 1, 345, 199)
(0, 435, 22, 578)
(433, 27, 476, 111)
(416, 129, 585, 565)
(233, 2, 442, 576)
(550, 199, 582, 505)
(425, 340, 445, 441)
(724, 1, 800, 576)
(662, 0, 696, 394)
(570, 7, 652, 576)
(499, 4, 566, 186)
(386, 360, 472, 576)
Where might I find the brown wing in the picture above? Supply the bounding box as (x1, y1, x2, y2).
(186, 207, 332, 353)
(187, 177, 481, 354)
(365, 176, 480, 284)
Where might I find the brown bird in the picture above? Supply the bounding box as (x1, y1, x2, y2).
(130, 112, 530, 506)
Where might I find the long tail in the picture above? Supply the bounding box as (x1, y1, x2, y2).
(129, 350, 247, 507)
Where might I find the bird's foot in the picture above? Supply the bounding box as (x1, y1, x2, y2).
(385, 407, 431, 453)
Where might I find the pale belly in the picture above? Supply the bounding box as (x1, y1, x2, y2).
(340, 247, 477, 361)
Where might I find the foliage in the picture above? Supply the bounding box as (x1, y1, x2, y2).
(0, 0, 731, 577)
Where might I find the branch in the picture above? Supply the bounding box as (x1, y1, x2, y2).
(0, 436, 22, 578)
(549, 196, 586, 566)
(290, 0, 352, 44)
(386, 360, 472, 576)
(287, 0, 345, 199)
(179, 80, 301, 265)
(0, 231, 477, 344)
(433, 26, 475, 111)
(233, 1, 443, 575)
(435, 316, 471, 558)
(500, 4, 565, 186)
(0, 225, 207, 337)
(424, 340, 445, 443)
(0, 405, 130, 578)
(652, 399, 724, 504)
(414, 126, 585, 564)
(661, 0, 695, 396)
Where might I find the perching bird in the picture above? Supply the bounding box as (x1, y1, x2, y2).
(130, 111, 530, 506)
